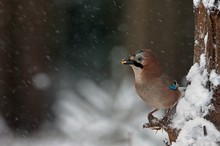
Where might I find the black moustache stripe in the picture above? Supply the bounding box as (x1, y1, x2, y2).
(133, 61, 144, 69)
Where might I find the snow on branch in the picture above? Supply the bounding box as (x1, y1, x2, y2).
(194, 0, 220, 11)
(171, 54, 220, 145)
(194, 0, 218, 9)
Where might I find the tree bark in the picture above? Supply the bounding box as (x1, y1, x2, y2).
(167, 1, 220, 143)
(194, 3, 220, 132)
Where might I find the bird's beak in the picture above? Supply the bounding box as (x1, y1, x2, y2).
(121, 56, 144, 69)
(121, 57, 135, 65)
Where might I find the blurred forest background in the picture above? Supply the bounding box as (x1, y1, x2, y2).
(0, 0, 193, 145)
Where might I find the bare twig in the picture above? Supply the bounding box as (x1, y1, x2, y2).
(203, 125, 207, 136)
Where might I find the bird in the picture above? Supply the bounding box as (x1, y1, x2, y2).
(121, 49, 182, 126)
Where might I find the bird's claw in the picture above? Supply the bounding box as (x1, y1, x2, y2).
(147, 112, 159, 124)
(144, 109, 171, 130)
(143, 122, 162, 130)
(144, 113, 163, 130)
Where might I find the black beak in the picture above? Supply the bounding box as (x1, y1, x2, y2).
(121, 58, 144, 69)
(121, 59, 135, 65)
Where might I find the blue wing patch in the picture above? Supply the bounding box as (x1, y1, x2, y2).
(168, 84, 177, 90)
(168, 80, 178, 90)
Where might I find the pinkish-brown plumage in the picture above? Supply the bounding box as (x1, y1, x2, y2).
(122, 49, 181, 110)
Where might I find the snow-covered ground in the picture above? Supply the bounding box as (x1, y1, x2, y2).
(0, 77, 167, 146)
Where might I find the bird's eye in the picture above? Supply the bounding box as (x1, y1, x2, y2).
(137, 57, 143, 62)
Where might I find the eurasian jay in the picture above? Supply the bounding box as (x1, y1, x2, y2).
(121, 49, 181, 123)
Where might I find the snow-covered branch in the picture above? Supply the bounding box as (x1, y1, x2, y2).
(172, 54, 220, 145)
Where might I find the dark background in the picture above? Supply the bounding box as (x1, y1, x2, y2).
(0, 0, 193, 136)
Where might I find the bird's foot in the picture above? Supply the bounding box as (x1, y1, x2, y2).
(143, 116, 167, 130)
(147, 111, 158, 124)
(147, 109, 158, 124)
(144, 111, 163, 130)
(144, 109, 171, 130)
(143, 122, 162, 130)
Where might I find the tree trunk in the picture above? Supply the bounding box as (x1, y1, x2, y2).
(0, 0, 51, 135)
(167, 1, 220, 143)
(144, 1, 220, 144)
(194, 2, 220, 132)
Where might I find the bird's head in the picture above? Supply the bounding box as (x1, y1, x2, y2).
(121, 49, 163, 79)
